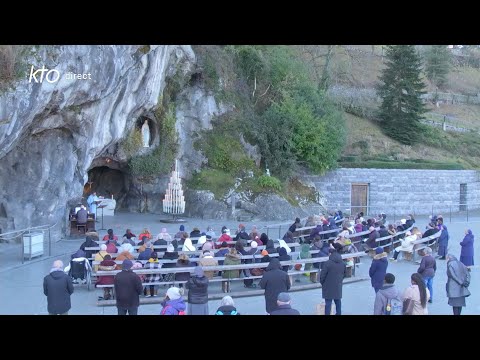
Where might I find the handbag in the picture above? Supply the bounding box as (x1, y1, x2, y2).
(402, 298, 415, 315)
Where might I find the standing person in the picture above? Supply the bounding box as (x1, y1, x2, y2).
(186, 266, 209, 315)
(402, 273, 429, 315)
(417, 247, 436, 303)
(43, 260, 74, 315)
(87, 192, 99, 216)
(259, 258, 291, 314)
(369, 246, 388, 293)
(269, 292, 300, 315)
(222, 248, 241, 293)
(114, 259, 143, 315)
(373, 273, 402, 315)
(459, 229, 474, 268)
(446, 254, 471, 315)
(319, 243, 346, 315)
(437, 219, 449, 260)
(160, 287, 186, 315)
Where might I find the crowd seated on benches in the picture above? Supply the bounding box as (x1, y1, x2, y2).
(72, 210, 452, 302)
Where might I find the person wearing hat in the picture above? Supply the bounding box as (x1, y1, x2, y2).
(269, 292, 300, 315)
(243, 240, 260, 288)
(162, 243, 179, 283)
(113, 259, 143, 315)
(369, 246, 388, 293)
(202, 235, 215, 252)
(319, 242, 346, 315)
(259, 258, 291, 314)
(186, 266, 210, 315)
(160, 287, 186, 315)
(190, 227, 201, 239)
(174, 225, 186, 242)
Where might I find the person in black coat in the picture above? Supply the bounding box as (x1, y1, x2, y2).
(319, 243, 346, 315)
(114, 259, 143, 315)
(269, 292, 300, 315)
(277, 246, 291, 273)
(186, 266, 209, 315)
(259, 258, 291, 314)
(378, 225, 389, 238)
(43, 260, 74, 315)
(79, 236, 99, 260)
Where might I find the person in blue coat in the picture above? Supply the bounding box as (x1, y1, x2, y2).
(460, 229, 474, 267)
(369, 246, 388, 293)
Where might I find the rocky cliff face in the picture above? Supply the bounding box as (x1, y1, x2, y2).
(0, 45, 323, 236)
(0, 45, 195, 233)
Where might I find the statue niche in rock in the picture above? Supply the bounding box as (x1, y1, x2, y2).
(142, 120, 151, 148)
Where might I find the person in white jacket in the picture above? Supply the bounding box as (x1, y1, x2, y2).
(389, 231, 418, 262)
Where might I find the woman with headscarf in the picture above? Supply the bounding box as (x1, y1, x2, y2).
(258, 233, 269, 247)
(182, 237, 196, 252)
(460, 229, 474, 268)
(446, 254, 471, 315)
(186, 266, 209, 315)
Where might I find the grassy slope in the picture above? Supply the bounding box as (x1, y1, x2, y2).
(330, 46, 480, 169)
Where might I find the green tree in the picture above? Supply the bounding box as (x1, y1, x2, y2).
(424, 45, 451, 87)
(377, 45, 427, 145)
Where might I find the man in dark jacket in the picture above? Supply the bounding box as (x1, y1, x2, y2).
(417, 247, 436, 303)
(234, 224, 250, 246)
(369, 246, 388, 293)
(186, 266, 209, 315)
(43, 260, 74, 315)
(378, 225, 389, 238)
(259, 258, 291, 314)
(437, 219, 449, 259)
(270, 292, 300, 315)
(319, 243, 346, 315)
(114, 259, 143, 315)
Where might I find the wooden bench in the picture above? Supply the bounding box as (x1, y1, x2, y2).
(94, 251, 367, 302)
(362, 226, 415, 256)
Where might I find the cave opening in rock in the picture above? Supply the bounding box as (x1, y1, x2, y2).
(84, 164, 130, 209)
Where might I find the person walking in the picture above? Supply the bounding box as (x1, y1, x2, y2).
(114, 259, 143, 315)
(186, 266, 209, 315)
(459, 229, 474, 269)
(369, 246, 388, 293)
(437, 219, 449, 260)
(43, 260, 74, 315)
(417, 247, 436, 303)
(259, 258, 291, 314)
(446, 254, 471, 315)
(319, 243, 346, 315)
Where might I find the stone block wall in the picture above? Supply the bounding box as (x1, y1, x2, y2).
(302, 168, 480, 217)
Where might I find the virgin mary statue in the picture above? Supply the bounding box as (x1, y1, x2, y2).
(142, 120, 150, 147)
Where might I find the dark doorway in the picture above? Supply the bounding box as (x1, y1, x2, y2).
(460, 183, 467, 211)
(85, 167, 129, 209)
(351, 183, 369, 216)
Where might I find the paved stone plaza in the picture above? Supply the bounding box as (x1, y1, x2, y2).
(0, 212, 478, 315)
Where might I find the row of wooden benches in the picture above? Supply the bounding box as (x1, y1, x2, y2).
(94, 251, 368, 301)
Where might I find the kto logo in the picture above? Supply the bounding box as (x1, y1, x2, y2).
(28, 65, 60, 83)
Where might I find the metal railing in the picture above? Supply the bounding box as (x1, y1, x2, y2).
(0, 222, 59, 264)
(346, 203, 480, 223)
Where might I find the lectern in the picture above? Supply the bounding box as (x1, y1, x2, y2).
(97, 204, 107, 230)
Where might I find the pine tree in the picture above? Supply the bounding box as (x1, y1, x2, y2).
(424, 45, 451, 87)
(377, 45, 427, 145)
